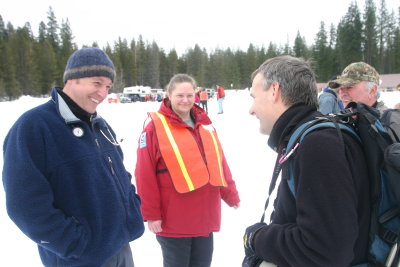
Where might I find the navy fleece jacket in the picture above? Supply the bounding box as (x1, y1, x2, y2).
(2, 88, 144, 267)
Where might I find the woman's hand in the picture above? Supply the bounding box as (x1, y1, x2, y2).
(148, 220, 162, 233)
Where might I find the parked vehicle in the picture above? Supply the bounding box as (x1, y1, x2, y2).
(119, 95, 132, 103)
(107, 93, 119, 103)
(123, 86, 151, 102)
(206, 88, 215, 98)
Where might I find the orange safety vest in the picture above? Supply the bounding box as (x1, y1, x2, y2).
(200, 91, 208, 101)
(149, 112, 227, 193)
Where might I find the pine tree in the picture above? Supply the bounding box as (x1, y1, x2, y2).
(145, 41, 160, 88)
(10, 23, 39, 95)
(234, 50, 249, 88)
(382, 10, 397, 73)
(207, 49, 224, 88)
(0, 20, 18, 99)
(224, 48, 240, 89)
(186, 44, 206, 86)
(243, 44, 258, 87)
(363, 0, 378, 66)
(283, 34, 292, 55)
(0, 15, 6, 98)
(105, 43, 122, 92)
(0, 41, 18, 99)
(166, 49, 179, 83)
(38, 21, 46, 43)
(46, 6, 60, 52)
(394, 7, 400, 72)
(59, 19, 75, 85)
(0, 15, 7, 40)
(158, 49, 169, 89)
(114, 38, 135, 88)
(135, 35, 147, 85)
(266, 42, 279, 58)
(257, 46, 267, 66)
(129, 39, 138, 85)
(46, 7, 62, 83)
(377, 0, 389, 72)
(336, 1, 363, 69)
(293, 31, 309, 59)
(313, 22, 330, 82)
(328, 23, 340, 78)
(33, 39, 57, 94)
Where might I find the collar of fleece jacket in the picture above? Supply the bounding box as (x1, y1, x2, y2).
(267, 104, 320, 152)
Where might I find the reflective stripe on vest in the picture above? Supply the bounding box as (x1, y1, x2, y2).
(150, 112, 227, 193)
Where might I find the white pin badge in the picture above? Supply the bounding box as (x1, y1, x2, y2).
(72, 127, 84, 137)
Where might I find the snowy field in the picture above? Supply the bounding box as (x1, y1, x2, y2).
(0, 90, 399, 266)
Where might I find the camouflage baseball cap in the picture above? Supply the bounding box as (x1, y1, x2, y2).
(329, 62, 380, 88)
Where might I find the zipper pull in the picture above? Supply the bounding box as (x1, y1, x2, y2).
(108, 157, 115, 175)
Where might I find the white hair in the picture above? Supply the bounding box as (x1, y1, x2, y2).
(365, 81, 380, 99)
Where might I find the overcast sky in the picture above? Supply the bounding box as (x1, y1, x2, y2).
(2, 0, 400, 55)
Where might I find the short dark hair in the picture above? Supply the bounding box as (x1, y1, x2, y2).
(252, 55, 318, 108)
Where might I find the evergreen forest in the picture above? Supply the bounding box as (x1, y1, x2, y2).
(0, 0, 400, 99)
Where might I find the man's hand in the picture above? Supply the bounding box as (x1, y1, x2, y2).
(242, 222, 266, 267)
(148, 220, 162, 233)
(243, 222, 266, 256)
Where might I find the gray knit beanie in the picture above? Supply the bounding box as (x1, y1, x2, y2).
(63, 47, 116, 83)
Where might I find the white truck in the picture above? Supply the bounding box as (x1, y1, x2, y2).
(123, 86, 151, 102)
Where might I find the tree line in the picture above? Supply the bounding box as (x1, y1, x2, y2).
(0, 0, 399, 100)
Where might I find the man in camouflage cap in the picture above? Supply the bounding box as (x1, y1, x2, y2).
(329, 62, 387, 111)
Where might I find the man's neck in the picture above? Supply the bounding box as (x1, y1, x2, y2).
(57, 88, 95, 126)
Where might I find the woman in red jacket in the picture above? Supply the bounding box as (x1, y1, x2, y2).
(135, 74, 240, 267)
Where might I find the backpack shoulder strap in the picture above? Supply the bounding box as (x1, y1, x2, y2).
(285, 119, 359, 197)
(381, 109, 400, 142)
(258, 116, 358, 222)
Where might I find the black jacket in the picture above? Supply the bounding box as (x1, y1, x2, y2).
(254, 104, 370, 267)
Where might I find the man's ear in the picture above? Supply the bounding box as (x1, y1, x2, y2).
(369, 84, 378, 99)
(270, 82, 281, 102)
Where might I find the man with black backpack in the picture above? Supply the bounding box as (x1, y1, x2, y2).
(243, 56, 371, 266)
(329, 62, 399, 142)
(329, 62, 387, 112)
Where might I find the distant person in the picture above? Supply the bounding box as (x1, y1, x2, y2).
(135, 74, 240, 267)
(243, 56, 369, 266)
(329, 62, 387, 112)
(2, 47, 144, 267)
(318, 77, 344, 115)
(200, 87, 208, 113)
(194, 88, 201, 105)
(216, 85, 225, 114)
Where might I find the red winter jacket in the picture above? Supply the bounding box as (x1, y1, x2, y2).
(135, 98, 240, 237)
(217, 86, 225, 99)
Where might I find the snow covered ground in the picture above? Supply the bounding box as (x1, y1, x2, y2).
(0, 90, 399, 266)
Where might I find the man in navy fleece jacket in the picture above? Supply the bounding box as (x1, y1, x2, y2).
(2, 48, 144, 267)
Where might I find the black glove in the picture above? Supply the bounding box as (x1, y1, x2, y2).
(243, 222, 266, 256)
(242, 254, 264, 267)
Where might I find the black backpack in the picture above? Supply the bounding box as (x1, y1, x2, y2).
(261, 102, 400, 266)
(381, 108, 400, 142)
